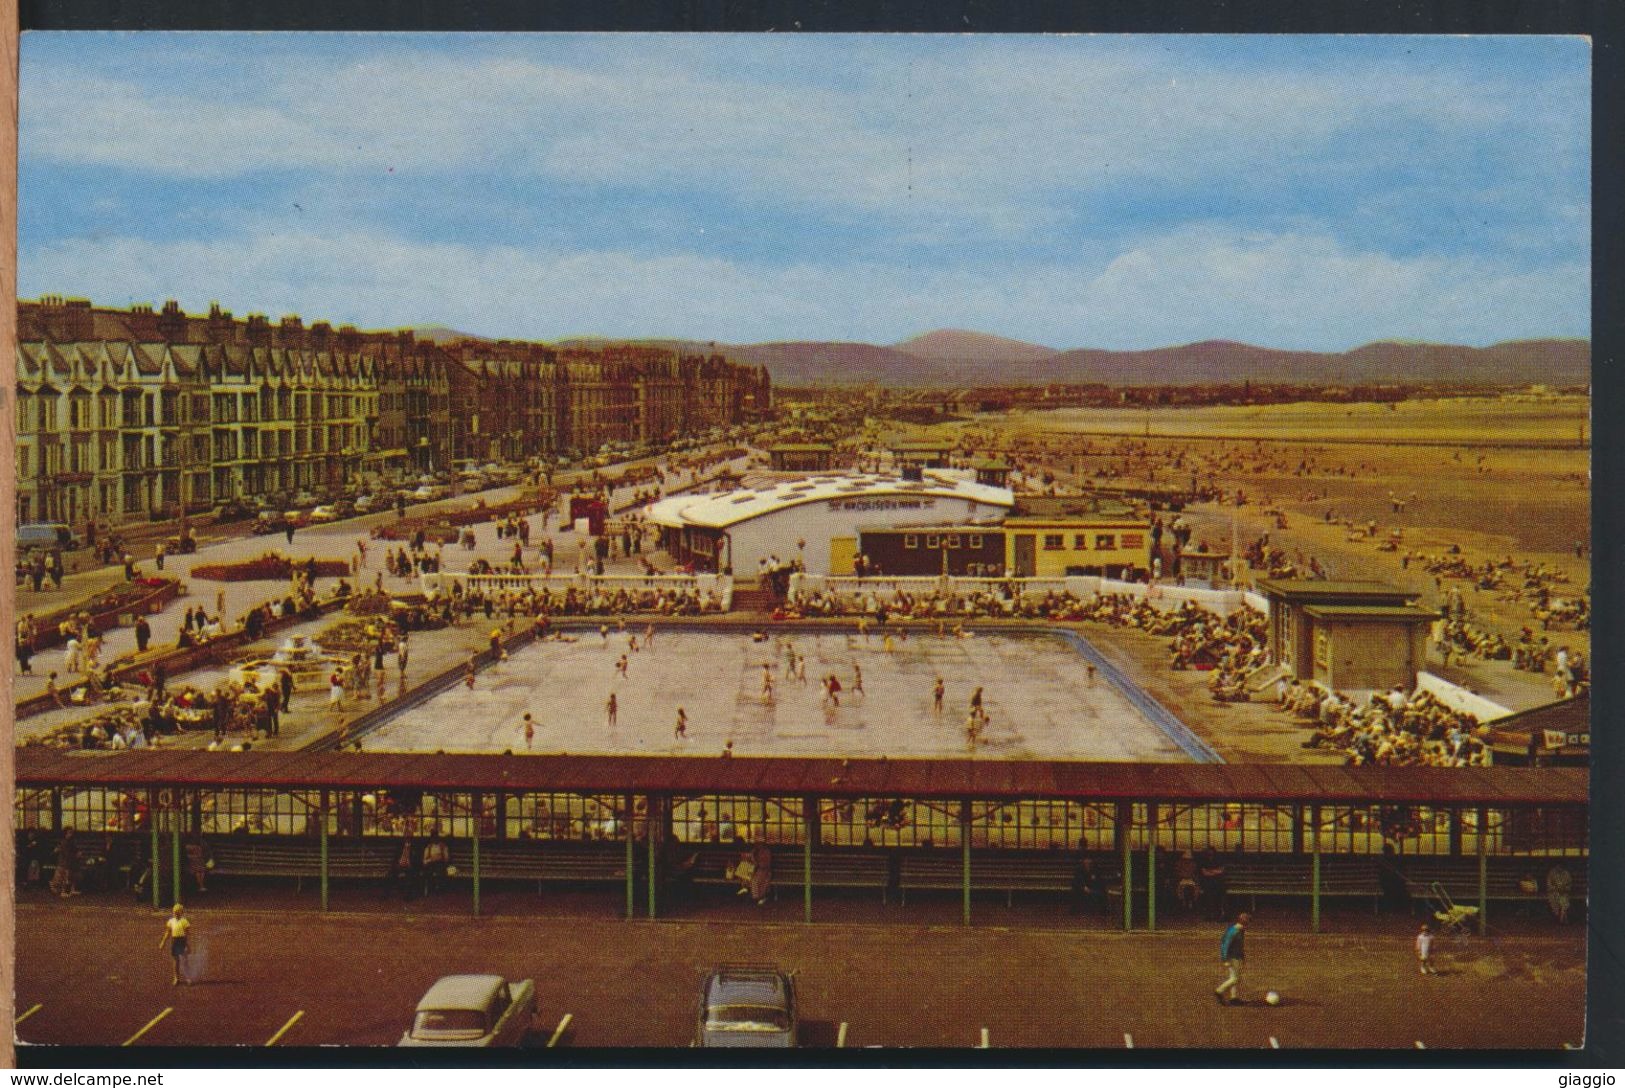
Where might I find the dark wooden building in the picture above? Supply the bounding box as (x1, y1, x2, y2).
(858, 526, 1007, 577)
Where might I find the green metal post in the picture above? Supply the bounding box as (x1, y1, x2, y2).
(1146, 803, 1157, 932)
(319, 789, 330, 912)
(171, 805, 182, 906)
(472, 823, 482, 917)
(647, 797, 659, 919)
(625, 793, 635, 919)
(1311, 804, 1322, 933)
(149, 789, 161, 909)
(1476, 805, 1488, 936)
(960, 800, 972, 926)
(1120, 803, 1133, 932)
(803, 794, 816, 924)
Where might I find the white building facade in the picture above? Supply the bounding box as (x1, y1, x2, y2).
(646, 472, 1014, 575)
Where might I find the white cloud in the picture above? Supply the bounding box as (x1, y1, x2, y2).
(18, 226, 1589, 350)
(19, 39, 1587, 236)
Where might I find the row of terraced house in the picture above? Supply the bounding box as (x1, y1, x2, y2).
(14, 296, 772, 526)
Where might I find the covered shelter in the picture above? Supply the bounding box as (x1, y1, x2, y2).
(768, 443, 835, 472)
(1176, 547, 1232, 588)
(16, 748, 1586, 934)
(1487, 693, 1590, 767)
(890, 440, 954, 470)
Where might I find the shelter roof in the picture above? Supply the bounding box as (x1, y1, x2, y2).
(14, 749, 1586, 806)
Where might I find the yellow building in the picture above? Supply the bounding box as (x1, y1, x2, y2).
(1000, 495, 1151, 579)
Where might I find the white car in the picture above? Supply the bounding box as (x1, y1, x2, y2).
(307, 505, 340, 523)
(410, 484, 446, 502)
(399, 974, 537, 1047)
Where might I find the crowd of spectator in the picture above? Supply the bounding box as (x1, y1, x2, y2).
(1283, 683, 1488, 767)
(430, 580, 724, 620)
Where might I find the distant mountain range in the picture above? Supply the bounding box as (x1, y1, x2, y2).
(412, 323, 1589, 388)
(729, 334, 1591, 388)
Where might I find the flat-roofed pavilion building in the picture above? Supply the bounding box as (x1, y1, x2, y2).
(1257, 579, 1437, 691)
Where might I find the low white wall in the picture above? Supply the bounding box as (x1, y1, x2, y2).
(786, 573, 1256, 615)
(423, 571, 730, 600)
(1415, 671, 1514, 722)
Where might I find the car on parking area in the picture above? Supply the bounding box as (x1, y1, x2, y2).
(353, 493, 378, 514)
(399, 974, 537, 1047)
(307, 505, 341, 524)
(694, 965, 797, 1048)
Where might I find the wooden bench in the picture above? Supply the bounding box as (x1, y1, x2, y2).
(899, 852, 1081, 907)
(1221, 859, 1380, 912)
(1403, 860, 1588, 910)
(443, 841, 626, 892)
(209, 838, 394, 892)
(686, 847, 893, 902)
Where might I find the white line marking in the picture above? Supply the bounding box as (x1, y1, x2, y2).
(266, 1010, 304, 1046)
(837, 1022, 848, 1048)
(1124, 1033, 1134, 1049)
(547, 1013, 573, 1048)
(979, 1027, 989, 1049)
(1415, 1040, 1427, 1049)
(122, 1007, 173, 1046)
(15, 1004, 42, 1025)
(1269, 1037, 1280, 1049)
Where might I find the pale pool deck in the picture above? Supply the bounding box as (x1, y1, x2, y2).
(365, 628, 1190, 761)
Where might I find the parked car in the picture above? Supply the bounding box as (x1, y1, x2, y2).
(307, 505, 341, 524)
(16, 523, 79, 552)
(694, 965, 797, 1048)
(353, 493, 378, 514)
(210, 500, 256, 523)
(291, 491, 321, 508)
(410, 484, 447, 502)
(252, 513, 287, 536)
(399, 974, 537, 1047)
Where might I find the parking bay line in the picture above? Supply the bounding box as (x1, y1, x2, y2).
(979, 1027, 989, 1049)
(837, 1022, 848, 1048)
(122, 1008, 173, 1046)
(1269, 1037, 1280, 1049)
(1124, 1033, 1134, 1049)
(546, 1013, 573, 1048)
(15, 1004, 42, 1026)
(266, 1011, 304, 1047)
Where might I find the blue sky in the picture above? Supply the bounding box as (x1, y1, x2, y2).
(18, 34, 1590, 350)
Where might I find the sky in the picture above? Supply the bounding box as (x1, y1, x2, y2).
(18, 34, 1591, 351)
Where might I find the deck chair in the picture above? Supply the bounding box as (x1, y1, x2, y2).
(1430, 881, 1479, 938)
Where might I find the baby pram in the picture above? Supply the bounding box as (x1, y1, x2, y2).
(1430, 881, 1479, 939)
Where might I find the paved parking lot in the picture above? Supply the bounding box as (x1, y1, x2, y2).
(15, 901, 1585, 1051)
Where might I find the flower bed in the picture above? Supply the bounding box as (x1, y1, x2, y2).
(372, 490, 557, 541)
(190, 553, 352, 582)
(20, 577, 182, 650)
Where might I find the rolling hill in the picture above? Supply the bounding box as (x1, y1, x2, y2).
(737, 333, 1590, 388)
(893, 329, 1057, 366)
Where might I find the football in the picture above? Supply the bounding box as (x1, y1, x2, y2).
(1265, 991, 1281, 1006)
